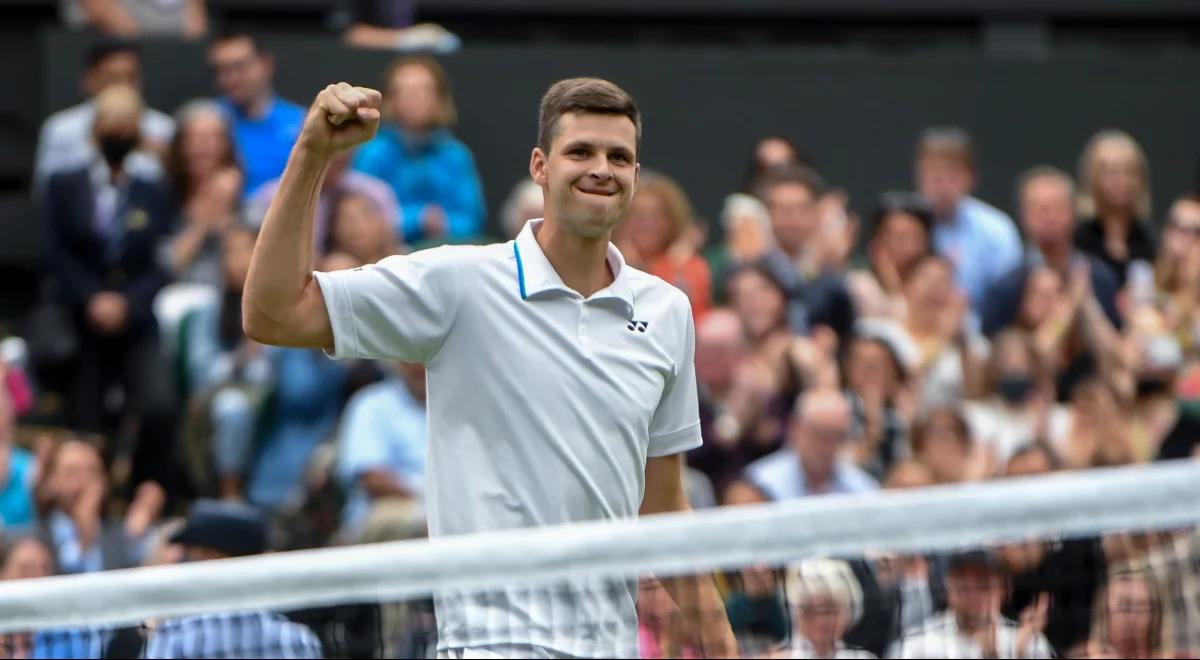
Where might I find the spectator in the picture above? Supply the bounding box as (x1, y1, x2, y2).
(745, 135, 812, 191)
(1153, 194, 1200, 354)
(859, 255, 987, 410)
(143, 500, 324, 659)
(773, 559, 876, 659)
(163, 99, 242, 287)
(1087, 566, 1165, 659)
(756, 167, 857, 339)
(208, 33, 305, 199)
(963, 330, 1070, 465)
(33, 440, 137, 573)
(1057, 376, 1133, 469)
(326, 191, 404, 266)
(245, 344, 349, 511)
(43, 85, 177, 489)
(914, 127, 1021, 316)
(336, 361, 427, 541)
(1127, 327, 1200, 462)
(982, 166, 1121, 336)
(842, 332, 914, 481)
(637, 577, 700, 659)
(1074, 130, 1157, 288)
(34, 39, 173, 191)
(743, 389, 878, 501)
(996, 445, 1107, 657)
(353, 56, 485, 244)
(499, 178, 545, 240)
(687, 309, 785, 493)
(0, 535, 54, 580)
(888, 551, 1053, 659)
(705, 193, 775, 304)
(246, 148, 401, 252)
(849, 191, 934, 321)
(328, 0, 461, 52)
(614, 171, 712, 319)
(0, 536, 55, 658)
(0, 380, 37, 530)
(910, 407, 992, 484)
(179, 224, 272, 500)
(60, 0, 206, 37)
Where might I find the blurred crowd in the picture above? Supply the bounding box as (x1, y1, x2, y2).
(0, 17, 1198, 659)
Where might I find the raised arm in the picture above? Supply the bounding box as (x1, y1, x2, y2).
(242, 82, 382, 349)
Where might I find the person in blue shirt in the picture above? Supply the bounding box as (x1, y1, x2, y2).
(353, 56, 486, 244)
(743, 389, 879, 501)
(915, 127, 1022, 319)
(336, 361, 427, 541)
(207, 33, 305, 199)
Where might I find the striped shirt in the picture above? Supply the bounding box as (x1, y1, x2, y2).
(143, 611, 323, 659)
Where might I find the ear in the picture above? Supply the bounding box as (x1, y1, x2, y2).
(632, 162, 641, 196)
(530, 147, 548, 187)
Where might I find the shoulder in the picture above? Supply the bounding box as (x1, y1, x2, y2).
(141, 107, 176, 139)
(47, 166, 89, 191)
(966, 198, 1018, 236)
(41, 103, 90, 137)
(747, 448, 796, 483)
(839, 461, 880, 491)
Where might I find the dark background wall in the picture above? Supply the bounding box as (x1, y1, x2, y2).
(37, 31, 1200, 237)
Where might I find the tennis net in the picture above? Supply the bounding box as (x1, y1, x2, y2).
(2, 460, 1198, 658)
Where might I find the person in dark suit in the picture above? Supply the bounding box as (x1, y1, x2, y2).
(43, 84, 176, 489)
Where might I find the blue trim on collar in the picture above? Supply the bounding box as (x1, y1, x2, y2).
(513, 241, 528, 299)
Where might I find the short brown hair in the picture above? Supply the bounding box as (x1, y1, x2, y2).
(752, 165, 826, 203)
(537, 78, 641, 154)
(383, 56, 457, 128)
(915, 126, 976, 172)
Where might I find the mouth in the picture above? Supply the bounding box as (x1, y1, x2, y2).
(574, 184, 618, 199)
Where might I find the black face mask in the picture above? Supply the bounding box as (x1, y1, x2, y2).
(997, 374, 1035, 405)
(1135, 378, 1173, 399)
(98, 134, 138, 169)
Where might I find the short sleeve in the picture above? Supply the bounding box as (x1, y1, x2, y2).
(314, 246, 464, 364)
(648, 297, 702, 457)
(336, 390, 390, 486)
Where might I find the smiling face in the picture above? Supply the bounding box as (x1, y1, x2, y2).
(531, 111, 639, 240)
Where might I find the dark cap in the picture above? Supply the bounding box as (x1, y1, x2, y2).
(169, 499, 269, 558)
(946, 549, 1005, 574)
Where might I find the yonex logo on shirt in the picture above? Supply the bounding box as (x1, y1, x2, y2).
(626, 320, 649, 333)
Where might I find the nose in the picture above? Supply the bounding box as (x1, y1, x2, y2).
(587, 156, 613, 181)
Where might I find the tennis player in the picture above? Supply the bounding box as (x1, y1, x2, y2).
(242, 78, 736, 658)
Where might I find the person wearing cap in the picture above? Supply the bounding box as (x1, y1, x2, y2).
(770, 559, 876, 659)
(887, 550, 1052, 659)
(142, 500, 324, 659)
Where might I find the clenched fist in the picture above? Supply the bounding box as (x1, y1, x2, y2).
(298, 82, 383, 156)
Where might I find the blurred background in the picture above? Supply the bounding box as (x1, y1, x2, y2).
(0, 1, 1199, 658)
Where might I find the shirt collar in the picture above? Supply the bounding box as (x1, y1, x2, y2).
(513, 218, 634, 318)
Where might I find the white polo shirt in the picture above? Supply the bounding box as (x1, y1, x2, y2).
(313, 219, 702, 656)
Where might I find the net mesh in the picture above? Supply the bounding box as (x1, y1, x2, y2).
(2, 461, 1199, 659)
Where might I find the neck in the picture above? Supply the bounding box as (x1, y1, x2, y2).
(906, 311, 942, 338)
(1038, 240, 1073, 272)
(803, 463, 833, 493)
(536, 217, 613, 298)
(1099, 209, 1132, 232)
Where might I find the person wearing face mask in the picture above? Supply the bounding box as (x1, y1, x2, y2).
(1131, 330, 1200, 462)
(964, 330, 1071, 465)
(42, 84, 177, 491)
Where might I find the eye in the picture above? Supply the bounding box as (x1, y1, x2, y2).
(611, 153, 629, 164)
(568, 148, 588, 157)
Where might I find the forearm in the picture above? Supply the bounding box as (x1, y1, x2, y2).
(80, 0, 139, 35)
(242, 145, 328, 345)
(169, 221, 211, 274)
(360, 469, 415, 499)
(183, 0, 207, 38)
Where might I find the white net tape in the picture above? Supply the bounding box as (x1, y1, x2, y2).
(1, 460, 1198, 633)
